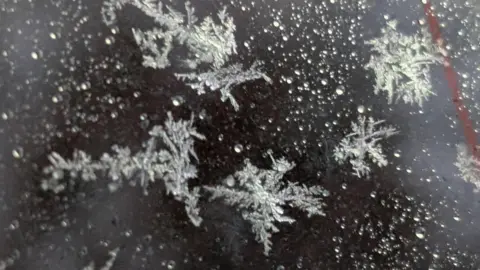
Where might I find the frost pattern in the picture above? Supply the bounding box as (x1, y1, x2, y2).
(101, 0, 272, 111)
(42, 112, 205, 226)
(454, 144, 480, 191)
(333, 116, 398, 177)
(101, 0, 236, 69)
(175, 61, 273, 110)
(365, 20, 441, 107)
(204, 153, 328, 255)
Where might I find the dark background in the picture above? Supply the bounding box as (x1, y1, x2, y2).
(1, 0, 480, 269)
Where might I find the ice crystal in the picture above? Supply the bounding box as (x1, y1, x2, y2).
(365, 20, 441, 107)
(102, 0, 236, 69)
(333, 116, 398, 177)
(175, 61, 272, 111)
(454, 144, 480, 191)
(42, 112, 205, 226)
(204, 153, 328, 255)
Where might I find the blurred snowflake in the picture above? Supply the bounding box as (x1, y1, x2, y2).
(365, 20, 441, 107)
(175, 61, 272, 110)
(455, 144, 480, 191)
(204, 153, 329, 255)
(333, 116, 398, 177)
(42, 112, 205, 226)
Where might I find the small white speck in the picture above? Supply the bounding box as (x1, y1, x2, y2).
(31, 52, 38, 59)
(49, 33, 57, 39)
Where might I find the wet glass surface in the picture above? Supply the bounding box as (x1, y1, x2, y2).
(1, 0, 480, 269)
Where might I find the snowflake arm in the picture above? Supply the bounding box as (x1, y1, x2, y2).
(175, 61, 272, 111)
(455, 144, 480, 191)
(41, 112, 205, 226)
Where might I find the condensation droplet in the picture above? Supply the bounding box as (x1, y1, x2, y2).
(225, 175, 235, 187)
(167, 260, 176, 269)
(357, 105, 365, 113)
(234, 144, 243, 153)
(415, 227, 426, 239)
(105, 36, 114, 45)
(335, 85, 345, 95)
(172, 96, 184, 107)
(12, 148, 23, 159)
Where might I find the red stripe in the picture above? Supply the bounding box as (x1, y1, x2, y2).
(423, 2, 479, 159)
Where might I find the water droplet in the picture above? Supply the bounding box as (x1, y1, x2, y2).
(225, 175, 235, 187)
(31, 52, 38, 59)
(12, 148, 23, 159)
(80, 82, 89, 90)
(167, 260, 176, 269)
(273, 21, 280, 27)
(49, 33, 57, 39)
(172, 96, 184, 106)
(1, 113, 8, 120)
(294, 69, 301, 76)
(394, 152, 401, 158)
(335, 85, 345, 95)
(357, 105, 365, 113)
(234, 144, 243, 153)
(370, 191, 377, 198)
(453, 216, 461, 221)
(52, 96, 59, 103)
(282, 35, 288, 41)
(105, 36, 114, 45)
(415, 227, 426, 239)
(218, 134, 224, 142)
(321, 79, 328, 85)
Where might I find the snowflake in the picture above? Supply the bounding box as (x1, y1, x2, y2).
(204, 153, 328, 255)
(102, 0, 236, 69)
(333, 116, 398, 177)
(42, 112, 205, 226)
(175, 61, 272, 111)
(365, 20, 441, 107)
(454, 144, 480, 191)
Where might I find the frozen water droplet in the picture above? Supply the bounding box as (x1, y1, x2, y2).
(335, 85, 345, 95)
(171, 96, 184, 106)
(105, 36, 114, 45)
(415, 227, 426, 239)
(225, 175, 235, 187)
(357, 105, 365, 113)
(234, 144, 243, 153)
(167, 260, 176, 269)
(31, 52, 38, 59)
(12, 148, 23, 159)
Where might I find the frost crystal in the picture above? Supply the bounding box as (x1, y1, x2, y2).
(204, 154, 328, 255)
(454, 144, 480, 191)
(42, 112, 205, 226)
(365, 20, 441, 107)
(175, 61, 272, 111)
(102, 0, 236, 69)
(333, 116, 398, 177)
